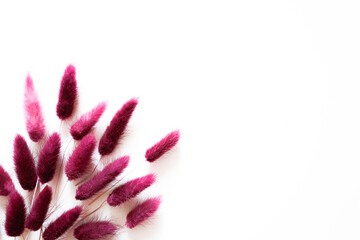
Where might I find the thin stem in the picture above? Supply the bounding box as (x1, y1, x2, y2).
(75, 156, 103, 186)
(24, 230, 29, 240)
(30, 179, 40, 207)
(24, 179, 40, 240)
(53, 136, 72, 204)
(83, 200, 106, 221)
(39, 227, 43, 240)
(54, 120, 67, 198)
(24, 230, 30, 240)
(58, 180, 69, 201)
(53, 156, 64, 198)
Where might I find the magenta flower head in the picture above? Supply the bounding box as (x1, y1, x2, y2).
(126, 197, 161, 229)
(5, 191, 26, 236)
(71, 102, 107, 140)
(75, 156, 129, 200)
(37, 132, 61, 184)
(107, 174, 156, 206)
(26, 185, 52, 231)
(73, 221, 117, 240)
(43, 206, 82, 240)
(0, 165, 14, 196)
(24, 75, 46, 142)
(56, 64, 77, 120)
(98, 98, 138, 156)
(146, 130, 180, 162)
(65, 134, 96, 180)
(13, 134, 37, 190)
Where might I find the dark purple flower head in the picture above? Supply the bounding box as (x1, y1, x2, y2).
(65, 134, 96, 181)
(37, 132, 61, 184)
(43, 206, 82, 240)
(98, 98, 138, 156)
(76, 156, 129, 200)
(13, 134, 37, 190)
(74, 221, 117, 240)
(26, 185, 52, 231)
(56, 64, 77, 120)
(5, 191, 26, 236)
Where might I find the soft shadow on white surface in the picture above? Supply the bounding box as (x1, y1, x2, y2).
(127, 213, 163, 240)
(3, 0, 360, 239)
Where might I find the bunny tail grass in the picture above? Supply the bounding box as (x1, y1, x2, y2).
(126, 197, 161, 229)
(98, 98, 138, 156)
(37, 133, 61, 184)
(13, 134, 37, 190)
(5, 191, 26, 236)
(25, 185, 52, 231)
(43, 206, 82, 240)
(75, 156, 129, 200)
(56, 64, 77, 120)
(107, 174, 156, 206)
(24, 75, 46, 142)
(145, 130, 180, 162)
(71, 102, 107, 140)
(65, 134, 96, 181)
(0, 165, 14, 196)
(73, 221, 117, 240)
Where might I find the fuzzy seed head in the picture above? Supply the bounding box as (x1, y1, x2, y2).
(43, 206, 82, 240)
(13, 134, 37, 190)
(26, 185, 52, 231)
(24, 75, 46, 142)
(145, 130, 180, 162)
(126, 197, 161, 229)
(65, 134, 96, 180)
(56, 64, 77, 120)
(98, 98, 138, 156)
(0, 165, 14, 196)
(107, 174, 156, 206)
(76, 156, 129, 200)
(74, 221, 117, 240)
(37, 133, 61, 183)
(71, 102, 107, 140)
(5, 191, 26, 236)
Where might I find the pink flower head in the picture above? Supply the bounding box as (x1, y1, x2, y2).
(24, 75, 46, 142)
(107, 174, 156, 206)
(145, 130, 180, 162)
(0, 165, 14, 196)
(71, 102, 107, 140)
(126, 197, 161, 229)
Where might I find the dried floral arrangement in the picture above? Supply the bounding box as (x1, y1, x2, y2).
(0, 65, 180, 239)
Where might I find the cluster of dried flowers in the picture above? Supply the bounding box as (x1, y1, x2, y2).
(0, 65, 180, 239)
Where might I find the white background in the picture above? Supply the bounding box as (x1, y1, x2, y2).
(1, 0, 360, 239)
